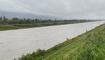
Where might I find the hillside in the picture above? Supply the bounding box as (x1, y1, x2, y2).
(19, 23, 105, 60)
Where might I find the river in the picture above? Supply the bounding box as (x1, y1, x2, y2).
(0, 21, 105, 60)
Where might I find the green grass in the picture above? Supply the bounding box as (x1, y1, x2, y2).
(19, 23, 105, 60)
(0, 25, 19, 31)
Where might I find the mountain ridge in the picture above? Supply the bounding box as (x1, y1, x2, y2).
(0, 11, 57, 19)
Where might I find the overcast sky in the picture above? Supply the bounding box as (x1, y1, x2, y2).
(0, 0, 105, 19)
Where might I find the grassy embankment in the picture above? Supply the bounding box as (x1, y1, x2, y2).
(19, 23, 105, 60)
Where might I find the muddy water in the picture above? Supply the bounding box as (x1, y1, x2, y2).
(0, 21, 105, 60)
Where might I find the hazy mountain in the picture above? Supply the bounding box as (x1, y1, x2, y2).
(0, 11, 57, 19)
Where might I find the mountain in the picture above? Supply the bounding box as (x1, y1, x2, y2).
(0, 11, 57, 19)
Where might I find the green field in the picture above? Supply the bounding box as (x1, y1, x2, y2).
(19, 23, 105, 60)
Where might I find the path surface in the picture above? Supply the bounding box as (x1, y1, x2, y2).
(0, 21, 105, 60)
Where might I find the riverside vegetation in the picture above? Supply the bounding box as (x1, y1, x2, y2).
(0, 16, 95, 30)
(18, 23, 105, 60)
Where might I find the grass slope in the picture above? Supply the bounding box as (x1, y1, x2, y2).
(19, 23, 105, 60)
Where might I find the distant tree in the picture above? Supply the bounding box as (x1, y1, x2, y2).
(0, 17, 2, 20)
(2, 16, 8, 24)
(12, 17, 19, 21)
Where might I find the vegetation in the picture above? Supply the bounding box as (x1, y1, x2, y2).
(0, 16, 96, 30)
(0, 25, 19, 30)
(18, 23, 105, 60)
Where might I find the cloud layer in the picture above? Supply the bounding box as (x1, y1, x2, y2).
(0, 0, 105, 19)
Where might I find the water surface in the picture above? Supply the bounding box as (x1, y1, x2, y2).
(0, 21, 105, 60)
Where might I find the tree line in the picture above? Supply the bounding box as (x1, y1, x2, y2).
(0, 16, 96, 25)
